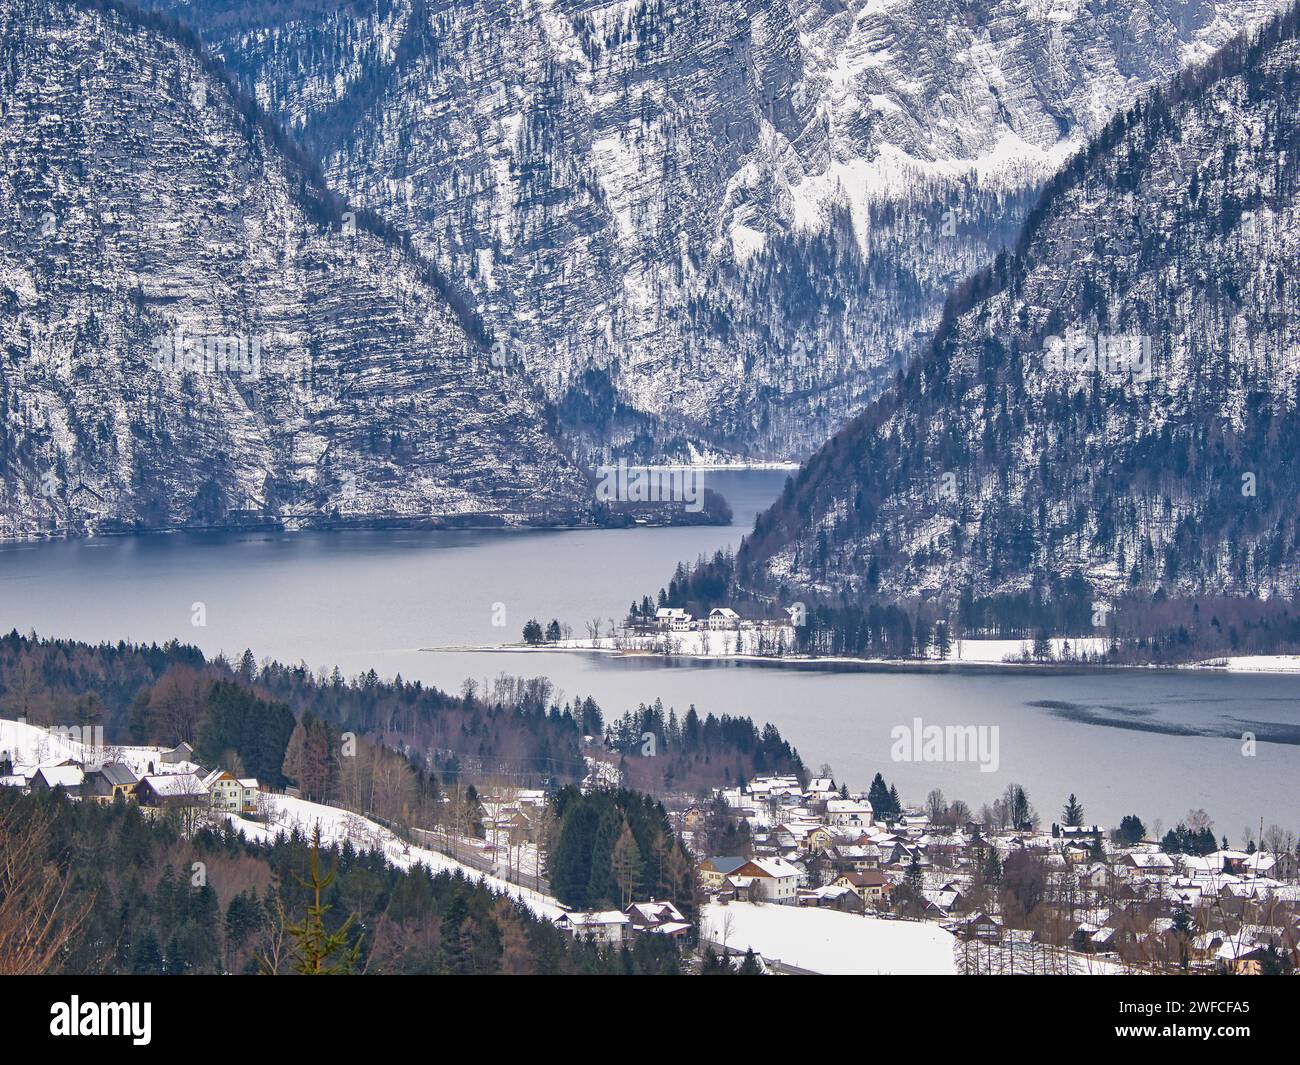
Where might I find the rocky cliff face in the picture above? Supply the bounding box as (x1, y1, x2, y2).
(152, 0, 1282, 460)
(0, 0, 591, 540)
(739, 8, 1300, 607)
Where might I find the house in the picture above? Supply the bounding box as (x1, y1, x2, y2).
(555, 911, 630, 946)
(29, 764, 85, 797)
(720, 875, 760, 902)
(833, 869, 891, 903)
(83, 763, 138, 804)
(624, 900, 690, 937)
(699, 856, 749, 891)
(772, 820, 831, 854)
(653, 608, 693, 632)
(798, 884, 860, 911)
(827, 844, 882, 873)
(825, 798, 874, 829)
(953, 910, 1002, 942)
(202, 769, 260, 815)
(706, 607, 740, 630)
(1121, 850, 1174, 876)
(158, 741, 195, 765)
(805, 777, 837, 803)
(135, 773, 207, 808)
(730, 857, 800, 904)
(924, 883, 966, 915)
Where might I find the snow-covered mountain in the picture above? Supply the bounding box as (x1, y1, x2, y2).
(0, 0, 592, 541)
(151, 0, 1283, 460)
(739, 8, 1300, 608)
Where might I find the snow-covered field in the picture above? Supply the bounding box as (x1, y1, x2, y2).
(1191, 654, 1300, 673)
(702, 902, 958, 975)
(225, 794, 563, 919)
(553, 632, 1114, 666)
(0, 717, 201, 776)
(952, 637, 1111, 663)
(545, 634, 1300, 673)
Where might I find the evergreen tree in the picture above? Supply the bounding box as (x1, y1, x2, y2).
(274, 827, 362, 975)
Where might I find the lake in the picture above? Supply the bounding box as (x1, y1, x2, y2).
(0, 469, 1295, 837)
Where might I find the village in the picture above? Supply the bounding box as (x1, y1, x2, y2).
(673, 773, 1300, 974)
(0, 726, 264, 823)
(3, 715, 1296, 974)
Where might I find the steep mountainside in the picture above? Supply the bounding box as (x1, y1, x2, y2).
(0, 0, 590, 541)
(739, 9, 1300, 613)
(150, 0, 1281, 459)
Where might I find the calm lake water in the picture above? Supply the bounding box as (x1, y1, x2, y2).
(0, 469, 1295, 837)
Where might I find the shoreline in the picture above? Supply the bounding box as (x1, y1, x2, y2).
(419, 642, 1300, 676)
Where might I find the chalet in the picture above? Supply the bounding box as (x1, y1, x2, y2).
(135, 773, 207, 808)
(202, 769, 260, 815)
(773, 820, 831, 854)
(1121, 850, 1175, 876)
(83, 763, 138, 803)
(745, 774, 803, 800)
(730, 857, 800, 904)
(29, 764, 85, 797)
(698, 856, 749, 891)
(925, 882, 966, 915)
(158, 741, 195, 765)
(624, 900, 690, 937)
(804, 777, 837, 804)
(654, 608, 693, 632)
(1063, 841, 1094, 865)
(706, 607, 740, 630)
(825, 798, 873, 829)
(827, 844, 881, 873)
(798, 884, 860, 911)
(555, 911, 630, 946)
(720, 875, 760, 903)
(953, 910, 1002, 942)
(833, 869, 891, 903)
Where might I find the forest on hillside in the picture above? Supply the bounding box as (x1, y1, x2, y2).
(0, 789, 682, 975)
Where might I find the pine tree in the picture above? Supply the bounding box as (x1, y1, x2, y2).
(273, 826, 361, 975)
(1063, 793, 1085, 827)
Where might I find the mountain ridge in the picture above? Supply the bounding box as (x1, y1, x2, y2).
(736, 5, 1300, 627)
(0, 0, 592, 541)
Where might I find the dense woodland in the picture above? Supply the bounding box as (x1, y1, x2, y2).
(0, 631, 805, 806)
(546, 787, 696, 917)
(0, 789, 682, 975)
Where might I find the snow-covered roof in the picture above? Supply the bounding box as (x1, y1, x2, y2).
(560, 911, 629, 927)
(33, 764, 84, 788)
(749, 857, 800, 879)
(140, 773, 206, 797)
(626, 900, 686, 923)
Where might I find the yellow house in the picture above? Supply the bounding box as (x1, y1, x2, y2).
(83, 763, 138, 804)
